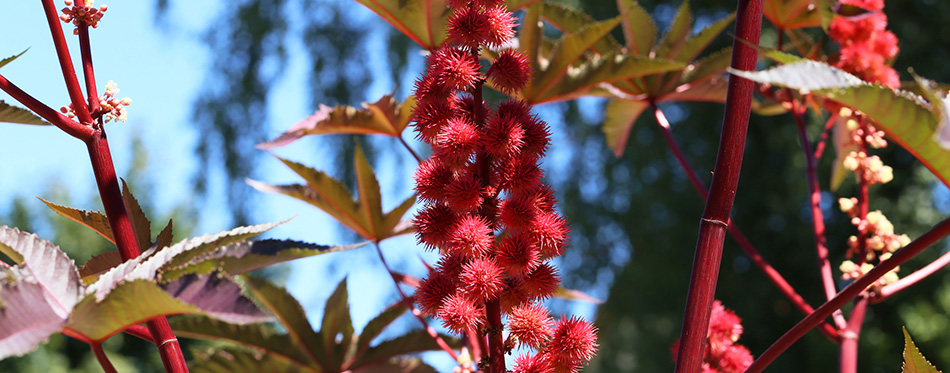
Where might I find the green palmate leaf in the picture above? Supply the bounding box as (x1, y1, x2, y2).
(354, 301, 410, 358)
(78, 251, 122, 285)
(673, 13, 735, 63)
(541, 3, 622, 55)
(680, 46, 732, 86)
(242, 275, 325, 368)
(731, 61, 950, 188)
(530, 16, 622, 102)
(534, 53, 684, 103)
(353, 330, 459, 369)
(0, 49, 28, 69)
(258, 94, 416, 149)
(816, 0, 835, 31)
(321, 278, 354, 370)
(38, 197, 114, 243)
(617, 0, 657, 56)
(653, 1, 692, 60)
(764, 0, 822, 30)
(163, 239, 366, 281)
(69, 274, 271, 342)
(354, 0, 449, 50)
(121, 179, 153, 253)
(170, 315, 314, 369)
(603, 99, 650, 156)
(253, 148, 415, 241)
(0, 101, 49, 126)
(0, 227, 81, 359)
(189, 346, 310, 373)
(903, 327, 942, 373)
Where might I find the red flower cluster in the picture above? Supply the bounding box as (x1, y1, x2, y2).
(829, 0, 899, 88)
(671, 301, 752, 373)
(411, 0, 597, 371)
(59, 0, 108, 35)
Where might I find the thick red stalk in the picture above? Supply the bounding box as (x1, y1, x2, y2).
(839, 295, 867, 373)
(792, 99, 847, 330)
(0, 73, 94, 140)
(123, 324, 155, 343)
(74, 2, 101, 115)
(874, 248, 950, 302)
(41, 0, 93, 125)
(672, 0, 764, 371)
(91, 342, 118, 373)
(651, 104, 838, 341)
(747, 216, 950, 371)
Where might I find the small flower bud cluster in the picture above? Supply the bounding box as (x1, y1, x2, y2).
(828, 0, 899, 88)
(60, 0, 108, 35)
(670, 301, 753, 373)
(60, 80, 131, 124)
(411, 0, 596, 371)
(842, 151, 893, 185)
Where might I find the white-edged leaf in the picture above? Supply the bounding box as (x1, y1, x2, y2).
(0, 226, 81, 315)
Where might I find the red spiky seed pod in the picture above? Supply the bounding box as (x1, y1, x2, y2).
(500, 276, 533, 312)
(416, 271, 458, 316)
(447, 6, 491, 48)
(488, 49, 532, 94)
(432, 47, 483, 91)
(434, 117, 481, 166)
(412, 99, 456, 144)
(531, 212, 570, 259)
(439, 293, 485, 334)
(531, 184, 558, 214)
(499, 191, 538, 230)
(496, 232, 540, 277)
(483, 6, 518, 48)
(414, 203, 459, 250)
(508, 303, 554, 348)
(445, 170, 485, 212)
(521, 262, 560, 300)
(513, 353, 554, 373)
(497, 155, 543, 193)
(448, 215, 494, 260)
(436, 250, 468, 280)
(483, 114, 525, 160)
(414, 157, 454, 202)
(548, 316, 599, 373)
(459, 257, 505, 300)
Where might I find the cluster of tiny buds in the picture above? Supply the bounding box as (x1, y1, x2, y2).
(842, 113, 887, 149)
(60, 81, 131, 124)
(838, 200, 909, 289)
(411, 0, 596, 372)
(842, 151, 893, 185)
(839, 258, 899, 290)
(60, 0, 108, 34)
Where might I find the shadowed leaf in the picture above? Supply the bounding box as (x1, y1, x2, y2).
(530, 16, 622, 101)
(903, 327, 941, 373)
(321, 278, 353, 370)
(0, 100, 48, 126)
(242, 275, 325, 368)
(189, 346, 309, 373)
(653, 1, 692, 60)
(618, 0, 657, 56)
(764, 0, 822, 30)
(121, 179, 153, 253)
(154, 219, 175, 250)
(78, 251, 122, 285)
(505, 0, 541, 10)
(731, 61, 950, 188)
(365, 358, 440, 373)
(603, 100, 650, 156)
(541, 3, 622, 55)
(354, 301, 410, 359)
(37, 198, 113, 243)
(258, 95, 416, 149)
(170, 315, 314, 369)
(353, 330, 460, 369)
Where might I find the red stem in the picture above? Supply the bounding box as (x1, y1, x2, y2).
(746, 216, 950, 371)
(874, 248, 950, 302)
(0, 73, 94, 140)
(367, 242, 459, 364)
(673, 0, 764, 371)
(123, 324, 156, 344)
(651, 103, 839, 341)
(398, 135, 422, 163)
(813, 114, 838, 161)
(41, 0, 93, 125)
(74, 0, 101, 116)
(91, 342, 118, 373)
(791, 98, 847, 330)
(839, 295, 868, 373)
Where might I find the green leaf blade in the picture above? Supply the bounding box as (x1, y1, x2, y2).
(903, 327, 942, 373)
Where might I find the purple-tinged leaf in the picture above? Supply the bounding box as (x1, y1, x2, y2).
(258, 95, 416, 149)
(161, 239, 366, 281)
(0, 226, 80, 315)
(0, 268, 70, 359)
(38, 198, 113, 244)
(161, 274, 271, 324)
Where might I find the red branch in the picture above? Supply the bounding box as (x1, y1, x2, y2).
(747, 216, 950, 371)
(0, 73, 94, 140)
(673, 0, 764, 371)
(91, 342, 118, 373)
(651, 103, 838, 341)
(41, 0, 93, 125)
(874, 248, 950, 302)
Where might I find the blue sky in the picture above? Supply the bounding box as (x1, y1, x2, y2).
(0, 1, 601, 369)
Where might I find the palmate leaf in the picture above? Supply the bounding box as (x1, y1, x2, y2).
(162, 239, 366, 281)
(353, 330, 459, 369)
(250, 146, 416, 241)
(731, 61, 950, 188)
(353, 0, 450, 50)
(0, 100, 49, 126)
(540, 3, 622, 55)
(242, 275, 325, 367)
(603, 100, 650, 157)
(903, 327, 942, 373)
(321, 278, 354, 370)
(189, 346, 310, 373)
(38, 197, 114, 243)
(78, 251, 122, 285)
(764, 0, 822, 30)
(170, 316, 314, 369)
(367, 357, 440, 373)
(0, 226, 81, 358)
(529, 16, 622, 100)
(258, 94, 416, 149)
(618, 0, 657, 57)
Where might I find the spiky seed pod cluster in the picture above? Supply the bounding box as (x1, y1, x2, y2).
(828, 0, 899, 88)
(410, 0, 596, 371)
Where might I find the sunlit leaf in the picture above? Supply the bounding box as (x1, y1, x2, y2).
(662, 75, 729, 103)
(321, 278, 354, 370)
(540, 3, 622, 55)
(530, 16, 622, 102)
(353, 0, 450, 50)
(121, 179, 153, 253)
(37, 197, 114, 243)
(0, 49, 28, 69)
(553, 286, 603, 304)
(170, 315, 314, 369)
(242, 275, 325, 368)
(679, 47, 732, 86)
(0, 226, 81, 312)
(258, 94, 416, 149)
(903, 327, 942, 373)
(830, 114, 859, 190)
(603, 99, 650, 156)
(78, 251, 122, 285)
(731, 61, 950, 188)
(618, 0, 657, 56)
(0, 101, 49, 126)
(764, 0, 822, 30)
(163, 239, 366, 281)
(189, 346, 310, 373)
(653, 1, 692, 60)
(674, 13, 735, 63)
(534, 53, 684, 103)
(354, 301, 410, 358)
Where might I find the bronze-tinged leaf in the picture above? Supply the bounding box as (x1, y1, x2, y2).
(258, 95, 416, 149)
(617, 0, 657, 56)
(541, 3, 622, 55)
(78, 251, 123, 285)
(121, 179, 153, 253)
(530, 16, 623, 102)
(320, 278, 354, 370)
(764, 0, 822, 30)
(353, 0, 450, 50)
(37, 197, 114, 244)
(603, 99, 650, 157)
(653, 1, 692, 60)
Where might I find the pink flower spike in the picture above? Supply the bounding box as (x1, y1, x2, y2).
(508, 303, 554, 348)
(548, 316, 598, 373)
